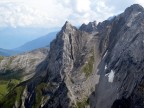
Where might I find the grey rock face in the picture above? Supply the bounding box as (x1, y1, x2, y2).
(90, 3, 144, 108)
(79, 21, 97, 33)
(3, 21, 101, 108)
(37, 21, 100, 108)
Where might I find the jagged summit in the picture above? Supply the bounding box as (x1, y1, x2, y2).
(128, 4, 143, 10)
(79, 21, 97, 33)
(64, 21, 71, 27)
(124, 4, 144, 14)
(61, 21, 76, 31)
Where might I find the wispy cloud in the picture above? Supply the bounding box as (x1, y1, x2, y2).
(0, 0, 143, 28)
(0, 1, 71, 28)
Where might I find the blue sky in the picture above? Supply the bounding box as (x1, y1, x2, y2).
(0, 0, 144, 49)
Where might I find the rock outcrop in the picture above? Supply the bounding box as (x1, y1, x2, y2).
(90, 4, 144, 108)
(79, 21, 97, 33)
(42, 21, 100, 107)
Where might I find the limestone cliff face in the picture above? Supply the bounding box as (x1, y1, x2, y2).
(43, 21, 101, 107)
(90, 4, 144, 108)
(2, 4, 144, 108)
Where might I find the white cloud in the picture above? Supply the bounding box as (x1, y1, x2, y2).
(75, 0, 91, 13)
(0, 0, 72, 28)
(137, 0, 144, 6)
(0, 0, 144, 28)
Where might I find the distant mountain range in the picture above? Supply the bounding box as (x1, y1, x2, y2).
(0, 31, 57, 56)
(14, 31, 57, 52)
(0, 48, 20, 56)
(0, 27, 58, 49)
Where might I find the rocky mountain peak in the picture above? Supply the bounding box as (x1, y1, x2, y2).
(124, 4, 144, 14)
(79, 21, 97, 33)
(61, 21, 75, 32)
(90, 4, 144, 108)
(88, 20, 97, 26)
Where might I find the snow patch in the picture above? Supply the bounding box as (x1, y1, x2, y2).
(103, 50, 108, 58)
(106, 70, 115, 83)
(135, 12, 141, 16)
(127, 12, 141, 27)
(105, 65, 107, 70)
(105, 73, 109, 76)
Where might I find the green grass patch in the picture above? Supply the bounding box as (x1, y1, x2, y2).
(81, 49, 95, 78)
(1, 85, 24, 108)
(0, 56, 4, 62)
(33, 83, 48, 108)
(0, 69, 22, 102)
(76, 97, 89, 108)
(0, 79, 20, 102)
(15, 86, 24, 101)
(1, 91, 16, 108)
(0, 83, 8, 100)
(7, 79, 20, 91)
(0, 58, 24, 107)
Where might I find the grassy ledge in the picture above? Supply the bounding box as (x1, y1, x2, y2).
(1, 85, 24, 108)
(76, 97, 89, 108)
(81, 49, 95, 78)
(32, 83, 48, 108)
(0, 56, 4, 62)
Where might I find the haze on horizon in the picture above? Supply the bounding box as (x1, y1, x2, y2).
(0, 0, 144, 49)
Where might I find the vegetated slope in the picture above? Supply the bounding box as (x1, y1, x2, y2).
(0, 48, 48, 103)
(1, 4, 144, 108)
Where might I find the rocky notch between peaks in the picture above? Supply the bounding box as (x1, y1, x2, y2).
(79, 21, 97, 33)
(1, 4, 144, 108)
